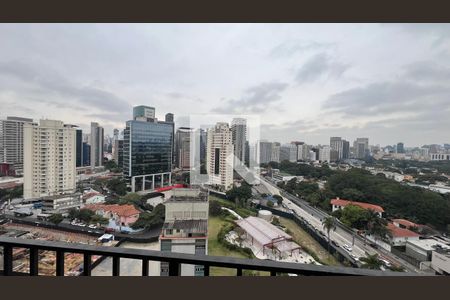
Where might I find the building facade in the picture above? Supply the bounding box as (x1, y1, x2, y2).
(123, 111, 174, 192)
(258, 141, 273, 164)
(280, 144, 297, 162)
(160, 189, 208, 276)
(0, 116, 34, 175)
(206, 122, 233, 191)
(175, 127, 192, 170)
(231, 118, 247, 167)
(23, 119, 77, 200)
(90, 122, 104, 168)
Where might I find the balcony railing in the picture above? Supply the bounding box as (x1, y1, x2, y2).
(0, 237, 419, 276)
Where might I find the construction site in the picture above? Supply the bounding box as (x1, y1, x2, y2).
(0, 222, 118, 276)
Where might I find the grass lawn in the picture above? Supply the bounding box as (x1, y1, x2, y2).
(279, 217, 341, 266)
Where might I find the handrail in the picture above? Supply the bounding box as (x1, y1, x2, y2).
(0, 236, 420, 276)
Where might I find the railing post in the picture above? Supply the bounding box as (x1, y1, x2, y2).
(29, 247, 39, 276)
(83, 253, 91, 276)
(112, 256, 120, 276)
(237, 268, 242, 276)
(270, 270, 276, 276)
(56, 250, 65, 276)
(168, 261, 180, 276)
(142, 258, 149, 276)
(204, 264, 210, 276)
(3, 245, 13, 276)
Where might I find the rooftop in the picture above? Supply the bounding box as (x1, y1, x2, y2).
(330, 198, 385, 213)
(392, 219, 420, 228)
(84, 204, 140, 217)
(236, 216, 292, 246)
(162, 219, 208, 233)
(406, 238, 450, 251)
(387, 223, 420, 238)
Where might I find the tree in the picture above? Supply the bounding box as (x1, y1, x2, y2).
(322, 216, 337, 253)
(266, 201, 274, 208)
(67, 208, 79, 220)
(360, 254, 383, 270)
(106, 178, 127, 196)
(209, 200, 222, 216)
(131, 204, 165, 230)
(339, 205, 367, 229)
(48, 213, 64, 225)
(273, 195, 283, 206)
(90, 214, 109, 225)
(78, 209, 95, 223)
(226, 183, 252, 207)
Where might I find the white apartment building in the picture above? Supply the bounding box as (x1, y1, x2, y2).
(0, 116, 34, 175)
(319, 145, 331, 163)
(270, 142, 281, 163)
(23, 119, 77, 200)
(206, 122, 234, 191)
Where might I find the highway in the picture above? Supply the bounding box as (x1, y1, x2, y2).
(258, 177, 424, 273)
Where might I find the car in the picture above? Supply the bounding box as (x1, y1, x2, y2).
(380, 259, 392, 267)
(350, 254, 359, 261)
(78, 223, 86, 227)
(88, 224, 97, 229)
(343, 244, 353, 252)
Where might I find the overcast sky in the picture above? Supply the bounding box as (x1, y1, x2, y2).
(1, 24, 450, 147)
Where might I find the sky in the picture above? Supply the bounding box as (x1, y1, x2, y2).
(1, 23, 450, 147)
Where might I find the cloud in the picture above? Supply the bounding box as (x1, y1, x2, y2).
(323, 81, 450, 117)
(269, 40, 336, 58)
(0, 60, 131, 113)
(295, 53, 349, 84)
(212, 81, 288, 114)
(403, 61, 450, 82)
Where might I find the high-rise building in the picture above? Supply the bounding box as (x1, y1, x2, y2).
(258, 141, 273, 164)
(113, 139, 124, 168)
(123, 108, 174, 192)
(199, 128, 207, 164)
(280, 144, 297, 162)
(23, 120, 76, 199)
(271, 142, 281, 163)
(165, 113, 174, 123)
(319, 146, 331, 163)
(160, 188, 208, 276)
(175, 127, 192, 170)
(133, 105, 155, 122)
(206, 122, 233, 191)
(355, 138, 369, 159)
(75, 128, 83, 168)
(342, 140, 350, 159)
(90, 122, 104, 168)
(297, 143, 310, 161)
(231, 118, 247, 167)
(82, 142, 91, 166)
(0, 116, 34, 175)
(397, 142, 405, 154)
(244, 140, 250, 167)
(330, 137, 350, 160)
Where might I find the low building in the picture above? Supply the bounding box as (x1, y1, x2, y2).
(235, 216, 301, 259)
(84, 204, 140, 227)
(40, 194, 82, 214)
(82, 192, 106, 205)
(405, 238, 450, 262)
(159, 188, 209, 276)
(330, 197, 384, 217)
(431, 248, 450, 274)
(387, 223, 420, 246)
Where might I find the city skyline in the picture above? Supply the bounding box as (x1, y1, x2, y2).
(1, 24, 450, 146)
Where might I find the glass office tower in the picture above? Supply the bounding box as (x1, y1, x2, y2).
(123, 119, 173, 192)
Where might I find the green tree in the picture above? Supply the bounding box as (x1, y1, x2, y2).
(209, 200, 223, 216)
(360, 254, 383, 270)
(90, 214, 109, 225)
(273, 194, 283, 206)
(67, 208, 79, 220)
(322, 216, 337, 253)
(131, 204, 165, 230)
(339, 205, 367, 229)
(78, 209, 95, 223)
(226, 184, 252, 207)
(48, 213, 64, 225)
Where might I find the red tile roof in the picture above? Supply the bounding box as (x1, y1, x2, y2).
(84, 204, 140, 217)
(82, 192, 102, 200)
(387, 223, 420, 238)
(330, 198, 385, 213)
(392, 219, 419, 229)
(0, 182, 22, 190)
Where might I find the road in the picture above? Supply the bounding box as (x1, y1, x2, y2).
(258, 177, 424, 273)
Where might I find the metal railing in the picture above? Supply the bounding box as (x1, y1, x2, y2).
(0, 236, 416, 276)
